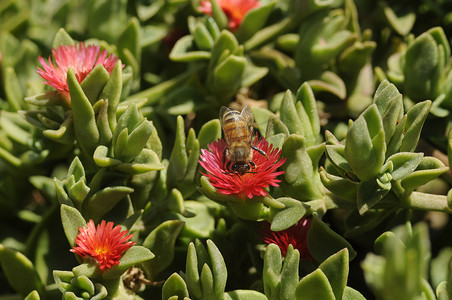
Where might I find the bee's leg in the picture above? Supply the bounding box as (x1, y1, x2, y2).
(222, 147, 228, 166)
(251, 145, 267, 158)
(249, 161, 256, 170)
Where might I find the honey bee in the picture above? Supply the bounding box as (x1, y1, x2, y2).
(219, 106, 267, 175)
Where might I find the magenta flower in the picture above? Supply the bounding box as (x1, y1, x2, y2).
(71, 220, 135, 270)
(199, 0, 260, 31)
(261, 217, 312, 259)
(199, 136, 285, 199)
(37, 42, 119, 97)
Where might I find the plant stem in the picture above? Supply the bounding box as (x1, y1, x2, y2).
(402, 191, 452, 213)
(244, 15, 299, 51)
(126, 64, 204, 105)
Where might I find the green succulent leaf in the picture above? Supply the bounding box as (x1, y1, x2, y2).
(295, 82, 321, 146)
(400, 157, 448, 191)
(343, 286, 366, 300)
(308, 71, 347, 100)
(80, 64, 110, 104)
(68, 68, 100, 156)
(357, 178, 390, 215)
(185, 242, 202, 298)
(102, 246, 154, 280)
(170, 35, 211, 62)
(235, 1, 276, 42)
(399, 100, 431, 153)
(344, 104, 386, 181)
(5, 67, 25, 111)
(269, 197, 307, 231)
(318, 248, 349, 300)
(280, 90, 304, 135)
(431, 248, 452, 290)
(209, 0, 228, 29)
(266, 114, 290, 138)
(0, 245, 44, 298)
(142, 220, 185, 280)
(263, 243, 283, 299)
(24, 290, 40, 300)
(320, 168, 358, 202)
(168, 115, 188, 183)
(373, 80, 403, 146)
(93, 145, 122, 167)
(280, 245, 301, 300)
(338, 41, 376, 75)
(192, 21, 215, 51)
(224, 290, 268, 300)
(387, 152, 423, 181)
(296, 269, 335, 300)
(281, 134, 324, 201)
(211, 55, 247, 96)
(162, 273, 190, 300)
(83, 186, 134, 221)
(60, 204, 87, 247)
(54, 270, 107, 299)
(307, 215, 356, 262)
(198, 119, 221, 150)
(115, 149, 165, 174)
(404, 31, 440, 101)
(52, 28, 76, 48)
(99, 61, 123, 130)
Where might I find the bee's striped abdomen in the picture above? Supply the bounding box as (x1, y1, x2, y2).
(222, 110, 249, 144)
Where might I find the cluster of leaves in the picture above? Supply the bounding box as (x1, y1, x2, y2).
(2, 0, 452, 299)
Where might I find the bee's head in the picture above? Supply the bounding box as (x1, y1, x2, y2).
(231, 163, 250, 175)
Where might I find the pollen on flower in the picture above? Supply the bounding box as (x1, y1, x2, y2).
(199, 136, 285, 199)
(71, 220, 135, 270)
(260, 217, 312, 259)
(37, 42, 119, 96)
(198, 0, 260, 31)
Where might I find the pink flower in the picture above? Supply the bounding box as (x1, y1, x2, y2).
(71, 220, 135, 270)
(261, 217, 312, 259)
(199, 136, 285, 199)
(37, 42, 119, 96)
(199, 0, 260, 31)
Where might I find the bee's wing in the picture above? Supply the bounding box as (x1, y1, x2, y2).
(241, 105, 254, 143)
(219, 106, 231, 127)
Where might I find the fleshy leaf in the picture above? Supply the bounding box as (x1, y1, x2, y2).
(198, 119, 221, 150)
(387, 152, 423, 181)
(307, 215, 356, 262)
(102, 246, 154, 280)
(224, 290, 268, 300)
(162, 273, 190, 300)
(357, 178, 390, 215)
(344, 104, 385, 181)
(318, 248, 349, 300)
(0, 245, 44, 297)
(270, 197, 307, 231)
(142, 220, 185, 280)
(68, 68, 100, 156)
(60, 204, 87, 247)
(295, 269, 335, 300)
(400, 157, 448, 191)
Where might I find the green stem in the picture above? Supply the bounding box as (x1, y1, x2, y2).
(0, 147, 21, 167)
(126, 64, 204, 105)
(244, 15, 300, 51)
(402, 191, 452, 213)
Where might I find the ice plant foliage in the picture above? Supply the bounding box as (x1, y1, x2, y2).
(37, 42, 119, 95)
(71, 220, 135, 270)
(261, 217, 312, 259)
(199, 0, 260, 31)
(199, 137, 285, 198)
